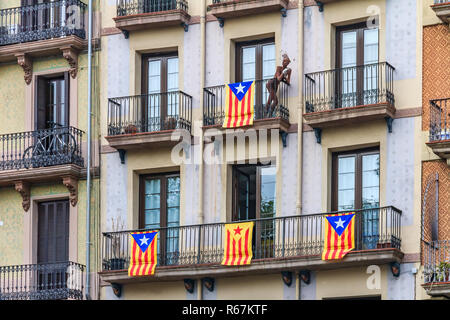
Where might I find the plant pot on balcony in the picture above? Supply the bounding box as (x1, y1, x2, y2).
(164, 117, 178, 130)
(376, 242, 392, 249)
(124, 124, 138, 134)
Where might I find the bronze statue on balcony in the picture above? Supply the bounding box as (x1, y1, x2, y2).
(265, 53, 292, 117)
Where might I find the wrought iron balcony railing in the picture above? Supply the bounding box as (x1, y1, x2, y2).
(0, 125, 84, 171)
(116, 0, 188, 16)
(304, 62, 395, 113)
(423, 240, 450, 284)
(203, 79, 290, 126)
(434, 0, 450, 4)
(101, 206, 401, 271)
(0, 261, 85, 300)
(0, 0, 87, 46)
(429, 98, 450, 142)
(107, 91, 193, 136)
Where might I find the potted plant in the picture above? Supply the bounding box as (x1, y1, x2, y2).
(436, 262, 450, 282)
(124, 124, 138, 134)
(107, 217, 126, 271)
(164, 116, 178, 130)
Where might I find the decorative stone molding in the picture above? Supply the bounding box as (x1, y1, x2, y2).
(62, 176, 78, 207)
(61, 47, 79, 79)
(14, 181, 31, 212)
(16, 54, 33, 85)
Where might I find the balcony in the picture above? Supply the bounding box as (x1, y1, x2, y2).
(203, 79, 290, 140)
(0, 261, 85, 300)
(427, 98, 450, 164)
(114, 0, 190, 35)
(304, 62, 395, 142)
(207, 0, 289, 26)
(0, 0, 87, 63)
(422, 240, 450, 298)
(0, 126, 84, 210)
(431, 1, 450, 24)
(99, 206, 403, 284)
(106, 91, 192, 155)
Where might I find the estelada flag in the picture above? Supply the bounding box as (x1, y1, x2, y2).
(322, 212, 356, 260)
(222, 221, 254, 266)
(128, 230, 158, 276)
(223, 81, 255, 128)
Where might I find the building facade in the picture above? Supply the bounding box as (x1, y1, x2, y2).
(0, 0, 448, 301)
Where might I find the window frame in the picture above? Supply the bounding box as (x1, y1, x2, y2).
(331, 147, 380, 212)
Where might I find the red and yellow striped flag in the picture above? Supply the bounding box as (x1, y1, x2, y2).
(322, 212, 356, 260)
(223, 81, 255, 128)
(222, 221, 254, 266)
(128, 230, 158, 276)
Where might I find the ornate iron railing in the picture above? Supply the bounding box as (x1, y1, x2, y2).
(101, 206, 401, 271)
(0, 0, 86, 46)
(429, 98, 450, 142)
(116, 0, 188, 16)
(304, 62, 395, 113)
(423, 240, 450, 283)
(0, 261, 85, 300)
(108, 91, 192, 136)
(0, 126, 84, 171)
(203, 79, 290, 126)
(434, 0, 450, 4)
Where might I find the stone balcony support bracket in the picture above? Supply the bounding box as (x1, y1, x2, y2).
(15, 53, 33, 85)
(62, 176, 79, 207)
(14, 181, 31, 212)
(61, 46, 79, 79)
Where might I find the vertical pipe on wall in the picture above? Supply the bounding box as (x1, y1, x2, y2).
(296, 0, 304, 215)
(85, 0, 93, 300)
(198, 0, 206, 225)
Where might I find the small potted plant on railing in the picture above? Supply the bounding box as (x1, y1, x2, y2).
(124, 124, 138, 134)
(164, 116, 178, 130)
(106, 217, 126, 271)
(435, 262, 450, 282)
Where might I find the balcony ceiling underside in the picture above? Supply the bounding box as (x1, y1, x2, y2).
(303, 103, 396, 129)
(105, 130, 189, 151)
(114, 10, 191, 32)
(99, 248, 403, 284)
(431, 2, 450, 24)
(426, 140, 450, 159)
(0, 35, 88, 63)
(422, 282, 450, 298)
(208, 0, 289, 19)
(0, 164, 92, 187)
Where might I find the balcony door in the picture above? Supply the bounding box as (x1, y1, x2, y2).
(336, 23, 379, 108)
(37, 200, 70, 295)
(140, 173, 180, 265)
(142, 53, 179, 133)
(21, 0, 66, 34)
(236, 39, 276, 118)
(232, 164, 276, 258)
(332, 148, 380, 249)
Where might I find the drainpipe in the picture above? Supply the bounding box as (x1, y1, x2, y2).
(296, 0, 304, 215)
(197, 0, 206, 225)
(85, 0, 93, 300)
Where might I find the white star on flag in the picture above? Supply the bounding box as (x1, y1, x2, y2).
(235, 83, 246, 94)
(139, 235, 149, 246)
(334, 218, 345, 229)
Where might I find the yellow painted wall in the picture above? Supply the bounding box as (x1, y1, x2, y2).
(119, 281, 188, 300)
(216, 274, 284, 300)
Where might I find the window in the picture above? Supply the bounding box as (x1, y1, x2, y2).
(35, 73, 69, 130)
(236, 39, 276, 117)
(336, 23, 379, 107)
(140, 173, 180, 265)
(332, 148, 380, 249)
(37, 200, 70, 292)
(142, 53, 179, 132)
(21, 0, 67, 32)
(232, 164, 276, 258)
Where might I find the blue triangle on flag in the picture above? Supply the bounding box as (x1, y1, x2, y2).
(228, 81, 254, 101)
(131, 231, 157, 253)
(326, 214, 355, 237)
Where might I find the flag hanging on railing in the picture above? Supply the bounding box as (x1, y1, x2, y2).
(223, 81, 255, 128)
(222, 221, 254, 266)
(128, 230, 158, 276)
(322, 212, 356, 260)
